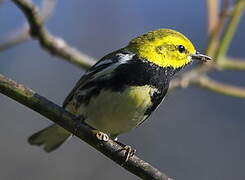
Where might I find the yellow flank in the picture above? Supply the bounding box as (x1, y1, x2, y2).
(127, 29, 196, 68)
(76, 85, 158, 136)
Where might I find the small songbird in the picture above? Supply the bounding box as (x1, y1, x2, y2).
(28, 29, 211, 152)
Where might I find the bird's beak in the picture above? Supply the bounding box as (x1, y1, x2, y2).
(190, 52, 212, 62)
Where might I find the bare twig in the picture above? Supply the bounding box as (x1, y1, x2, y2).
(219, 57, 245, 70)
(216, 0, 245, 60)
(0, 73, 172, 180)
(194, 76, 245, 98)
(206, 0, 230, 57)
(0, 29, 29, 50)
(0, 0, 56, 51)
(207, 0, 219, 35)
(11, 0, 95, 69)
(169, 62, 215, 90)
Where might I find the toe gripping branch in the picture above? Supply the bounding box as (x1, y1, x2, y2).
(95, 131, 136, 162)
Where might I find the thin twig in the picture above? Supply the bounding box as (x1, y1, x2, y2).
(194, 76, 245, 98)
(215, 0, 245, 60)
(0, 73, 172, 180)
(0, 0, 56, 51)
(11, 0, 95, 69)
(206, 0, 230, 57)
(219, 57, 245, 70)
(0, 29, 29, 50)
(207, 0, 219, 35)
(169, 62, 215, 90)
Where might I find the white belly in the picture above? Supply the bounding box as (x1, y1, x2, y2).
(76, 85, 158, 136)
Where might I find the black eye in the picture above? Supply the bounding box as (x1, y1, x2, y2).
(177, 45, 186, 53)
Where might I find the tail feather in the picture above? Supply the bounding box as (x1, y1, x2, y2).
(28, 124, 71, 152)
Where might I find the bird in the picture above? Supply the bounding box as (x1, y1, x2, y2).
(28, 29, 211, 153)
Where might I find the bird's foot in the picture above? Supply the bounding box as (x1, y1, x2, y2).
(121, 145, 136, 162)
(96, 131, 109, 142)
(116, 141, 136, 162)
(95, 133, 135, 162)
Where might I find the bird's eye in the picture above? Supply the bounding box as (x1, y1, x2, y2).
(177, 45, 186, 53)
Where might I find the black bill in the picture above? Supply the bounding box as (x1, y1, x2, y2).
(191, 52, 212, 62)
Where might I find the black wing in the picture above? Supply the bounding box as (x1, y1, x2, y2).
(62, 51, 134, 108)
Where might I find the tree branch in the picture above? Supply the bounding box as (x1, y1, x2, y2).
(0, 0, 56, 51)
(215, 0, 245, 60)
(206, 0, 230, 57)
(219, 57, 245, 70)
(11, 0, 95, 69)
(194, 76, 245, 98)
(169, 63, 215, 90)
(207, 0, 218, 35)
(0, 73, 172, 180)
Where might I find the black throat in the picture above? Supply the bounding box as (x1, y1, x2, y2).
(78, 54, 183, 107)
(109, 55, 179, 92)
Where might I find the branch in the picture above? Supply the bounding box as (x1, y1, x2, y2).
(169, 60, 245, 98)
(0, 0, 56, 51)
(207, 0, 218, 35)
(170, 63, 245, 98)
(194, 76, 245, 98)
(11, 0, 95, 69)
(219, 57, 245, 70)
(206, 0, 230, 57)
(0, 73, 172, 180)
(169, 63, 215, 90)
(215, 0, 245, 60)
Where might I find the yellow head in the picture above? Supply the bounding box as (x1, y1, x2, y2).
(127, 29, 211, 69)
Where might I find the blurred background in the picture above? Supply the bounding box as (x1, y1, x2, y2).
(0, 0, 245, 179)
